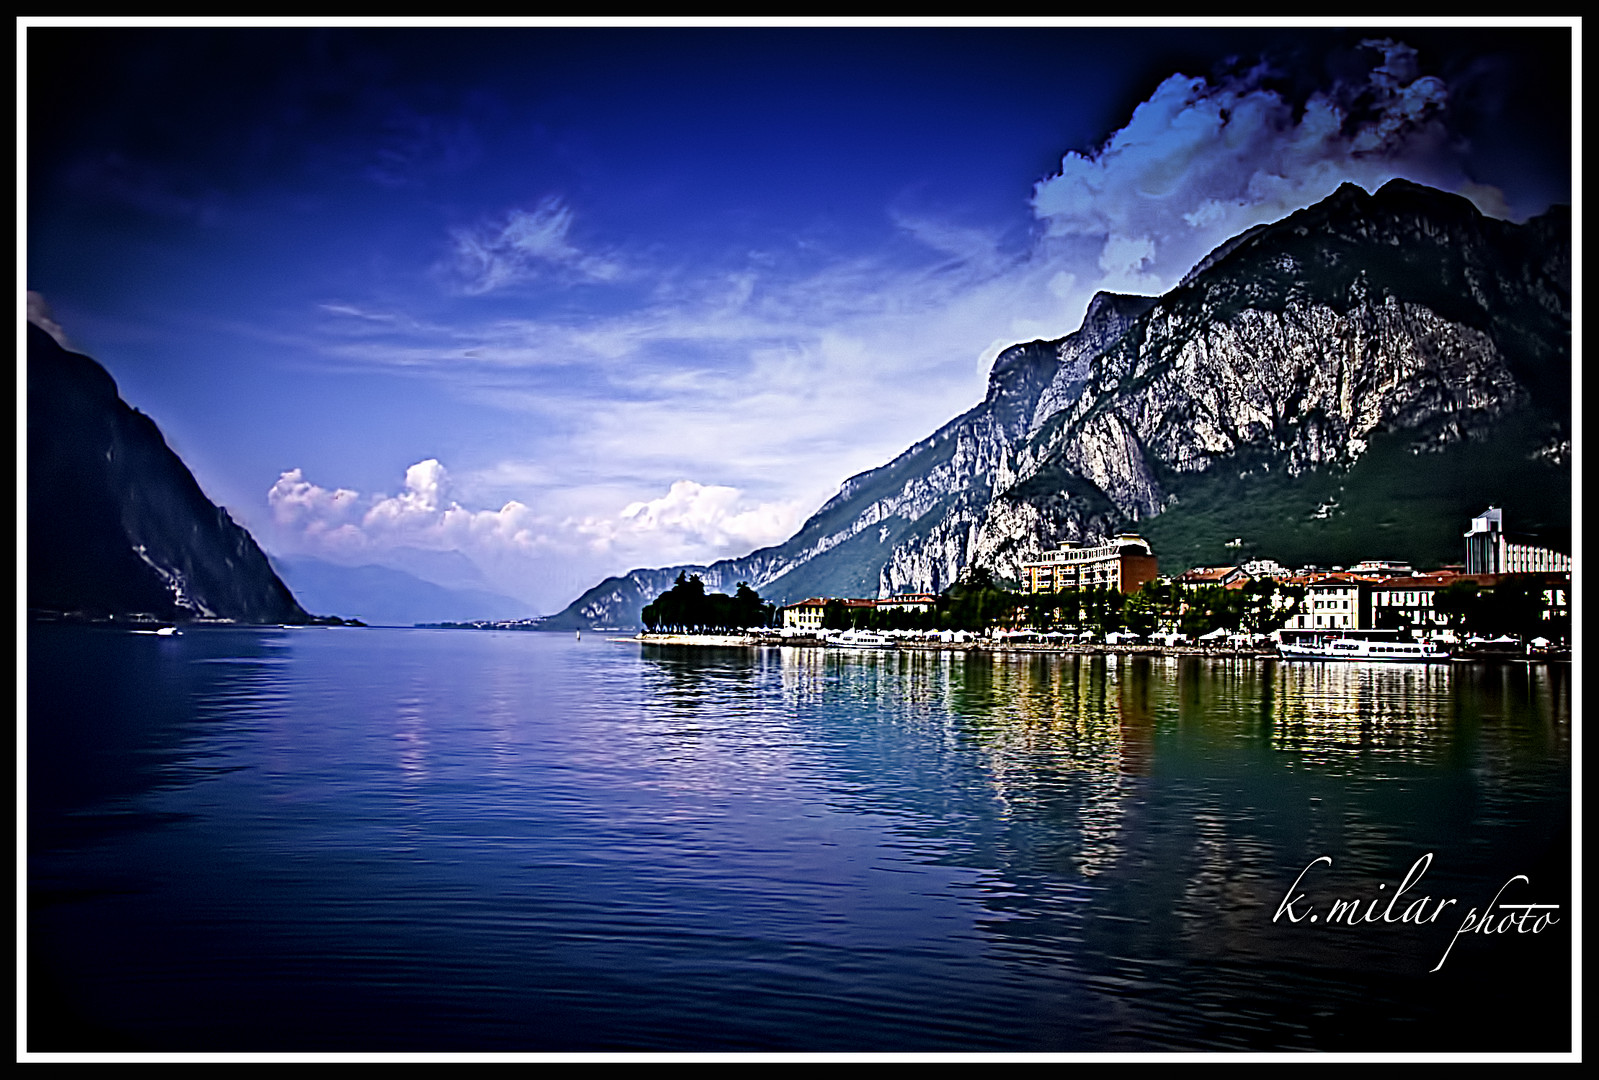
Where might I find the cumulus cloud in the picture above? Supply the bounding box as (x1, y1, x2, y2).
(269, 459, 551, 559)
(445, 195, 621, 294)
(268, 467, 362, 530)
(592, 480, 805, 559)
(267, 460, 805, 605)
(1030, 37, 1511, 295)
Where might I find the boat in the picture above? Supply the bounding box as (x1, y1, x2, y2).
(828, 629, 894, 649)
(1277, 637, 1449, 662)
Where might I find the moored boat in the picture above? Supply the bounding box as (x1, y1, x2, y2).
(828, 629, 894, 649)
(1277, 637, 1449, 662)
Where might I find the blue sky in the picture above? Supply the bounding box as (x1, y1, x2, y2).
(24, 21, 1575, 613)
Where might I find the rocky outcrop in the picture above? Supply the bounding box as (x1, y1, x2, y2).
(961, 180, 1567, 581)
(27, 322, 316, 624)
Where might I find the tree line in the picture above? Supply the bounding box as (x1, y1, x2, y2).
(639, 566, 1562, 641)
(641, 573, 775, 633)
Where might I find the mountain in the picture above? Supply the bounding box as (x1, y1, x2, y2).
(549, 179, 1571, 629)
(362, 546, 503, 594)
(271, 556, 534, 627)
(27, 322, 323, 625)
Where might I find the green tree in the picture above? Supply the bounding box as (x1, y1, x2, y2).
(822, 599, 850, 631)
(941, 566, 1020, 631)
(1123, 590, 1159, 635)
(642, 573, 774, 633)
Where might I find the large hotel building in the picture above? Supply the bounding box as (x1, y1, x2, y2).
(1020, 534, 1160, 595)
(1464, 506, 1571, 575)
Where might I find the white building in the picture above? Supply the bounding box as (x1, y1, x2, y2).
(1280, 573, 1368, 634)
(1464, 507, 1570, 575)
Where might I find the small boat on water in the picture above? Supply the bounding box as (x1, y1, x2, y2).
(828, 629, 894, 649)
(1277, 637, 1448, 662)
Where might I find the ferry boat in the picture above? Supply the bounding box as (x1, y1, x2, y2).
(1277, 637, 1449, 662)
(828, 629, 894, 649)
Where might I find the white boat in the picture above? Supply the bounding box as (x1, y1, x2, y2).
(1277, 637, 1449, 662)
(829, 629, 894, 649)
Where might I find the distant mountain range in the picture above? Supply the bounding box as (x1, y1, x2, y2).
(547, 179, 1571, 631)
(27, 322, 319, 625)
(270, 556, 534, 628)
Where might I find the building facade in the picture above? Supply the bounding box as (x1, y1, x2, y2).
(1020, 534, 1159, 595)
(1279, 573, 1370, 634)
(1368, 573, 1457, 632)
(874, 594, 938, 615)
(781, 596, 897, 630)
(781, 598, 831, 631)
(1464, 507, 1570, 575)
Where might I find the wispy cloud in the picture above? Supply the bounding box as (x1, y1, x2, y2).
(443, 196, 623, 294)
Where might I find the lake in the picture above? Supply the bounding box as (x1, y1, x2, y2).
(26, 625, 1572, 1054)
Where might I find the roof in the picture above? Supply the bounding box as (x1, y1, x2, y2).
(1302, 572, 1369, 587)
(1368, 573, 1461, 590)
(781, 596, 879, 610)
(1178, 566, 1243, 583)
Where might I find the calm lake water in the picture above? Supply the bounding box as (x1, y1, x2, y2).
(26, 625, 1572, 1054)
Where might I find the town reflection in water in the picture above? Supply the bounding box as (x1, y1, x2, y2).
(767, 646, 1568, 883)
(776, 645, 1567, 765)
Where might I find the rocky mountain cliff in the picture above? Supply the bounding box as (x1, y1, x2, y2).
(27, 322, 320, 624)
(550, 179, 1570, 629)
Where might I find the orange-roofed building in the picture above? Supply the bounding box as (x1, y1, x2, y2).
(1020, 534, 1158, 595)
(1177, 565, 1250, 587)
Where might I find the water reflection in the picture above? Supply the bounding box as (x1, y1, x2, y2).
(727, 645, 1570, 1050)
(33, 630, 1571, 1052)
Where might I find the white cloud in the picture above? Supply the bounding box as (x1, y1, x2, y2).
(269, 459, 554, 560)
(445, 195, 622, 294)
(267, 460, 806, 608)
(605, 479, 804, 556)
(268, 468, 362, 532)
(1030, 40, 1512, 294)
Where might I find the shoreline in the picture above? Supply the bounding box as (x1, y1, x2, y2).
(622, 633, 1563, 663)
(625, 632, 1276, 658)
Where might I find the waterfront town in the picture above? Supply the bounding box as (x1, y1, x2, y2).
(750, 506, 1572, 656)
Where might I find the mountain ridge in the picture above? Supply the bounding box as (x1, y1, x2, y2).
(547, 179, 1570, 629)
(27, 322, 325, 625)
